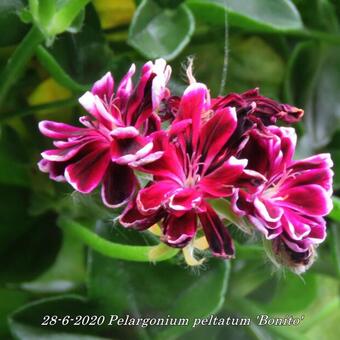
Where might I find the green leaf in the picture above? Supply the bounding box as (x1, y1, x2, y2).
(0, 211, 62, 283)
(0, 0, 28, 47)
(0, 288, 30, 338)
(188, 0, 303, 32)
(47, 4, 114, 85)
(128, 0, 195, 60)
(286, 42, 340, 152)
(19, 227, 86, 294)
(264, 272, 317, 313)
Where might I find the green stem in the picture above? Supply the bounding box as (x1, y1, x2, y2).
(0, 98, 78, 123)
(35, 46, 90, 92)
(0, 26, 44, 109)
(59, 218, 179, 262)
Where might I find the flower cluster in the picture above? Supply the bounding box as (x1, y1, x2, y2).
(38, 60, 333, 273)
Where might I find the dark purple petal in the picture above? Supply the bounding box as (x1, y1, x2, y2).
(65, 145, 110, 193)
(199, 204, 234, 258)
(162, 212, 197, 247)
(101, 163, 137, 208)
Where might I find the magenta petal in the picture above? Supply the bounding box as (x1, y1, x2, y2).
(120, 198, 162, 230)
(254, 197, 283, 223)
(39, 121, 86, 139)
(38, 159, 66, 182)
(78, 92, 114, 128)
(199, 156, 247, 197)
(199, 204, 234, 258)
(168, 188, 202, 213)
(101, 163, 136, 208)
(199, 107, 237, 172)
(279, 184, 332, 216)
(91, 72, 114, 99)
(117, 64, 136, 111)
(177, 83, 209, 148)
(281, 212, 311, 241)
(65, 146, 110, 193)
(137, 180, 178, 214)
(163, 212, 197, 247)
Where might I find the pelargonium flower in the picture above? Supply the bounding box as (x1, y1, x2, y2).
(232, 126, 333, 272)
(120, 82, 262, 258)
(38, 59, 171, 207)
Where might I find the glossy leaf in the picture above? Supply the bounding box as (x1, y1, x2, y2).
(286, 42, 340, 153)
(128, 0, 195, 60)
(188, 0, 303, 32)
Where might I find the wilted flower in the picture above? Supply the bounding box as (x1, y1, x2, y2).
(38, 59, 171, 207)
(232, 126, 333, 271)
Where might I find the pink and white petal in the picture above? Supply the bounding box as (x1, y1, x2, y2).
(137, 180, 178, 214)
(279, 184, 333, 216)
(78, 92, 114, 128)
(110, 126, 139, 139)
(281, 212, 311, 241)
(119, 198, 162, 230)
(177, 83, 209, 148)
(117, 64, 136, 111)
(134, 131, 185, 184)
(65, 146, 110, 193)
(91, 72, 114, 99)
(199, 156, 247, 198)
(199, 204, 235, 258)
(280, 167, 333, 196)
(163, 212, 197, 247)
(290, 153, 333, 172)
(168, 188, 202, 213)
(101, 163, 137, 208)
(254, 197, 283, 223)
(152, 58, 171, 109)
(249, 215, 282, 240)
(38, 159, 66, 182)
(39, 120, 86, 139)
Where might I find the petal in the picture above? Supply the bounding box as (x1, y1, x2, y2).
(39, 121, 86, 139)
(163, 212, 197, 247)
(101, 164, 137, 208)
(248, 215, 282, 240)
(120, 198, 162, 230)
(176, 83, 209, 148)
(134, 131, 185, 184)
(38, 159, 66, 182)
(279, 184, 333, 216)
(137, 180, 178, 214)
(254, 197, 283, 223)
(65, 145, 110, 193)
(281, 212, 311, 241)
(117, 64, 136, 110)
(199, 156, 247, 197)
(199, 107, 237, 172)
(199, 204, 234, 258)
(168, 188, 202, 213)
(91, 72, 114, 99)
(151, 58, 171, 109)
(78, 92, 115, 128)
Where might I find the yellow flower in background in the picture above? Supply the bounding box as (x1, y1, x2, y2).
(93, 0, 136, 29)
(29, 78, 72, 118)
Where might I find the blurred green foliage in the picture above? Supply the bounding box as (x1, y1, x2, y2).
(0, 0, 339, 339)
